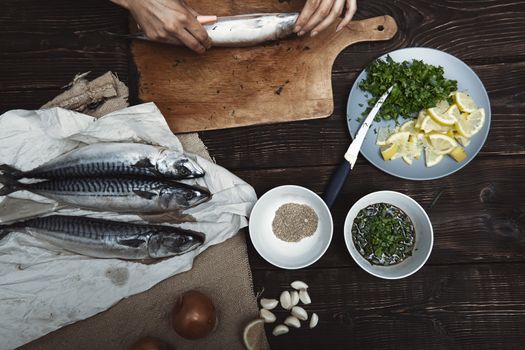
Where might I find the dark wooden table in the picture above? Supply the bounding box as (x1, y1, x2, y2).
(1, 0, 524, 349)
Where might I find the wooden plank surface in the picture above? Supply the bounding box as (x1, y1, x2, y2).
(0, 0, 524, 349)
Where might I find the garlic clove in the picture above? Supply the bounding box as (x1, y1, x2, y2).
(272, 324, 289, 336)
(291, 281, 309, 290)
(284, 316, 301, 328)
(299, 289, 311, 305)
(260, 298, 278, 310)
(309, 313, 319, 328)
(280, 290, 292, 310)
(291, 306, 308, 321)
(260, 308, 276, 323)
(290, 291, 299, 306)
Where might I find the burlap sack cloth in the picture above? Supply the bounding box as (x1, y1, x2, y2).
(18, 72, 268, 350)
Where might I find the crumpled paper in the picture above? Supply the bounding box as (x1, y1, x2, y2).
(0, 103, 257, 350)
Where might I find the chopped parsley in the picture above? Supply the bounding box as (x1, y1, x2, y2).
(359, 56, 457, 121)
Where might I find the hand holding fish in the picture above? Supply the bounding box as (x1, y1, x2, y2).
(111, 0, 216, 53)
(295, 0, 357, 37)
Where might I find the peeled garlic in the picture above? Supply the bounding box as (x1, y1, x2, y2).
(291, 281, 309, 290)
(280, 290, 292, 310)
(272, 324, 289, 336)
(291, 306, 308, 321)
(299, 289, 311, 305)
(284, 316, 301, 328)
(309, 313, 319, 328)
(260, 298, 278, 310)
(260, 308, 276, 323)
(290, 291, 299, 306)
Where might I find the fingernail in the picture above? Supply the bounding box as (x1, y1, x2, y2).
(298, 31, 305, 36)
(336, 26, 342, 32)
(311, 31, 318, 37)
(294, 25, 301, 33)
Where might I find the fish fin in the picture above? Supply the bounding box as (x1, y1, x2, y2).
(118, 238, 146, 248)
(0, 164, 22, 179)
(0, 175, 22, 196)
(133, 190, 157, 200)
(132, 158, 155, 169)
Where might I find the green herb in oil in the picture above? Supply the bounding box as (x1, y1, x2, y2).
(352, 203, 415, 266)
(359, 56, 458, 121)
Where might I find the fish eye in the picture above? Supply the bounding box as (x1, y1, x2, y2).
(184, 192, 195, 200)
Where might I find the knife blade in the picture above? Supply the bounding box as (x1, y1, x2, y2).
(323, 86, 393, 208)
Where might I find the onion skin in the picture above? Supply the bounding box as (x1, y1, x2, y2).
(172, 290, 217, 340)
(131, 336, 173, 350)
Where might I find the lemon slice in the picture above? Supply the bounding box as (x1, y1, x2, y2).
(425, 148, 444, 167)
(455, 108, 485, 137)
(420, 115, 450, 134)
(450, 146, 467, 162)
(402, 155, 413, 165)
(243, 319, 266, 350)
(376, 127, 394, 146)
(428, 133, 458, 155)
(455, 135, 471, 147)
(386, 131, 410, 145)
(428, 104, 459, 126)
(452, 91, 478, 113)
(400, 120, 417, 134)
(381, 143, 399, 160)
(415, 111, 427, 130)
(435, 99, 450, 113)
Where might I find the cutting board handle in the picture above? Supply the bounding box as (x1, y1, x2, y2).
(327, 15, 398, 57)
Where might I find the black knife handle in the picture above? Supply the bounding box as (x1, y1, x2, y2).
(323, 161, 351, 209)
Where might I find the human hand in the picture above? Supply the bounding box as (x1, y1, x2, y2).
(294, 0, 357, 37)
(112, 0, 212, 53)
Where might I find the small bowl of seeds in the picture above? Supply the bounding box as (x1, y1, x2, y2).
(344, 190, 433, 279)
(249, 185, 333, 269)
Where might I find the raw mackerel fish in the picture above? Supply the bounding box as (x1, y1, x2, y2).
(0, 215, 205, 259)
(0, 176, 211, 213)
(0, 142, 204, 180)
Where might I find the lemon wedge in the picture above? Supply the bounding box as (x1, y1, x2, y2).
(420, 115, 450, 134)
(415, 111, 427, 130)
(381, 143, 399, 160)
(428, 104, 459, 126)
(400, 120, 417, 134)
(452, 91, 478, 113)
(455, 108, 485, 137)
(376, 127, 394, 146)
(243, 319, 266, 350)
(428, 133, 458, 155)
(450, 146, 467, 162)
(455, 135, 471, 147)
(425, 147, 444, 167)
(386, 131, 411, 145)
(435, 99, 450, 113)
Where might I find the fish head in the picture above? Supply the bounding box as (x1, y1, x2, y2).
(165, 184, 211, 209)
(158, 152, 205, 179)
(148, 229, 205, 258)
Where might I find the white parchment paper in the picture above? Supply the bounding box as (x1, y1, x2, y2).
(0, 103, 257, 350)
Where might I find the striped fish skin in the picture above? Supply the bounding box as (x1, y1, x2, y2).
(1, 143, 204, 180)
(1, 215, 205, 259)
(6, 177, 211, 213)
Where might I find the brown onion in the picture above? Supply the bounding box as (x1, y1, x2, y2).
(172, 290, 217, 339)
(131, 336, 173, 350)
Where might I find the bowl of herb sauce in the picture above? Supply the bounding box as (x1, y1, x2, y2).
(344, 191, 433, 279)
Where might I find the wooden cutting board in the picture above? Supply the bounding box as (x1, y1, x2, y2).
(131, 1, 397, 133)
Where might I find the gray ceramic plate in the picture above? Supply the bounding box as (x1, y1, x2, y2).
(347, 47, 491, 180)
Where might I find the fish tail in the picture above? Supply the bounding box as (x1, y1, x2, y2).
(0, 164, 23, 179)
(0, 174, 23, 196)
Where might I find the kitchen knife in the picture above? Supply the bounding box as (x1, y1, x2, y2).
(323, 86, 393, 208)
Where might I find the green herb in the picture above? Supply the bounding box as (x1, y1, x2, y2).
(359, 56, 458, 121)
(352, 203, 415, 266)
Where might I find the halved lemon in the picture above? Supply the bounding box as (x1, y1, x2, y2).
(452, 91, 478, 113)
(428, 104, 459, 126)
(381, 143, 399, 160)
(425, 147, 444, 167)
(455, 108, 485, 137)
(376, 127, 394, 146)
(243, 319, 266, 350)
(428, 133, 458, 155)
(420, 115, 450, 134)
(449, 146, 467, 162)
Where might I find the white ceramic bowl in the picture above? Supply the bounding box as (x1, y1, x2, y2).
(249, 185, 333, 269)
(344, 191, 433, 279)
